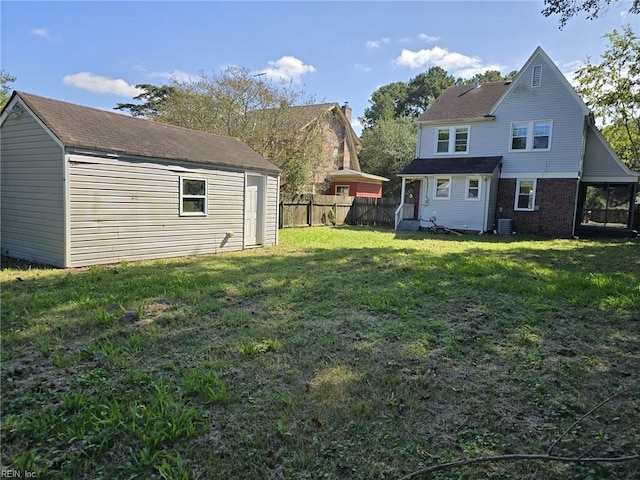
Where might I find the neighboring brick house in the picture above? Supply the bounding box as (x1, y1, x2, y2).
(280, 102, 388, 197)
(396, 46, 639, 237)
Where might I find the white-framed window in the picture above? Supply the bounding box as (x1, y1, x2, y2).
(510, 120, 552, 151)
(434, 177, 451, 200)
(180, 177, 207, 216)
(532, 65, 542, 87)
(435, 126, 469, 154)
(515, 179, 536, 211)
(335, 185, 350, 196)
(465, 177, 481, 201)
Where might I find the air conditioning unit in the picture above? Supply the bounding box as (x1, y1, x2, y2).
(497, 218, 513, 234)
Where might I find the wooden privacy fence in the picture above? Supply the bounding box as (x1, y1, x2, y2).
(279, 194, 399, 228)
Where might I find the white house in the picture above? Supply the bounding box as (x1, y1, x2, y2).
(396, 47, 639, 237)
(1, 91, 281, 267)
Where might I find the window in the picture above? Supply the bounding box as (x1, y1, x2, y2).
(336, 185, 350, 196)
(510, 120, 552, 151)
(180, 177, 207, 216)
(435, 126, 469, 154)
(435, 177, 451, 199)
(515, 179, 536, 211)
(533, 121, 551, 149)
(466, 177, 480, 200)
(332, 147, 340, 166)
(437, 129, 450, 153)
(532, 65, 542, 87)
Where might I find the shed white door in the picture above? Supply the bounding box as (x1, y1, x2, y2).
(245, 184, 258, 246)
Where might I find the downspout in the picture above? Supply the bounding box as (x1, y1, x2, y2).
(481, 176, 488, 233)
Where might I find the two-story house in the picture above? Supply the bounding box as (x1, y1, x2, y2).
(266, 102, 389, 197)
(395, 47, 638, 237)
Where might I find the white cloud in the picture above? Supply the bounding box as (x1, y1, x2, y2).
(31, 28, 51, 39)
(418, 33, 440, 42)
(354, 64, 372, 73)
(366, 38, 390, 49)
(261, 56, 316, 82)
(149, 70, 194, 83)
(560, 60, 584, 85)
(394, 46, 505, 77)
(63, 72, 144, 97)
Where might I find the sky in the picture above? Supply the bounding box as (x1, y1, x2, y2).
(1, 1, 637, 134)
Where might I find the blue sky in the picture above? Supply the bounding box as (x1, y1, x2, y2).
(2, 1, 637, 134)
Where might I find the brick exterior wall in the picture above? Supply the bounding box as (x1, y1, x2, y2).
(313, 110, 352, 187)
(497, 178, 579, 237)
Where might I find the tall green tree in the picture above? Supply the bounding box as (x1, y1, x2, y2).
(1, 69, 17, 110)
(361, 82, 409, 130)
(574, 25, 640, 170)
(359, 116, 417, 197)
(114, 84, 176, 117)
(405, 66, 456, 117)
(542, 0, 639, 28)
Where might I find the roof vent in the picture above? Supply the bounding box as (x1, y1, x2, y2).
(532, 65, 542, 87)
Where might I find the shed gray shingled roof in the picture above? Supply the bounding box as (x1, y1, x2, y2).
(399, 156, 502, 176)
(417, 82, 511, 122)
(13, 91, 280, 173)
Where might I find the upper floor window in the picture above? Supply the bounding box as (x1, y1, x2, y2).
(180, 177, 207, 216)
(435, 126, 469, 154)
(510, 120, 552, 152)
(532, 65, 542, 87)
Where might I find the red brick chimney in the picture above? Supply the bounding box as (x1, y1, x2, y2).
(341, 102, 352, 122)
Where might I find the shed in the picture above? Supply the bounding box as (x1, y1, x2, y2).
(1, 91, 281, 267)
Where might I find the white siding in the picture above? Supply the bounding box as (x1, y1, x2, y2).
(492, 54, 586, 177)
(418, 175, 490, 231)
(582, 126, 637, 181)
(416, 52, 587, 179)
(1, 112, 65, 266)
(68, 155, 278, 267)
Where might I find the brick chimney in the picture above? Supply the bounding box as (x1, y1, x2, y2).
(341, 102, 352, 122)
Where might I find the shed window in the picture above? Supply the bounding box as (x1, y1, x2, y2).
(180, 177, 207, 216)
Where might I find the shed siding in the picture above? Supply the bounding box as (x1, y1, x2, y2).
(265, 174, 279, 246)
(68, 155, 276, 267)
(0, 112, 65, 266)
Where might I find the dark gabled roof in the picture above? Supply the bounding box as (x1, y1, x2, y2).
(10, 91, 280, 173)
(399, 156, 502, 176)
(417, 82, 511, 122)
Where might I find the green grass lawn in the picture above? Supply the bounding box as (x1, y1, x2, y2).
(1, 227, 639, 479)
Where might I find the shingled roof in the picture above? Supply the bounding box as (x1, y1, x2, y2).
(399, 156, 502, 176)
(9, 91, 280, 173)
(417, 81, 511, 122)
